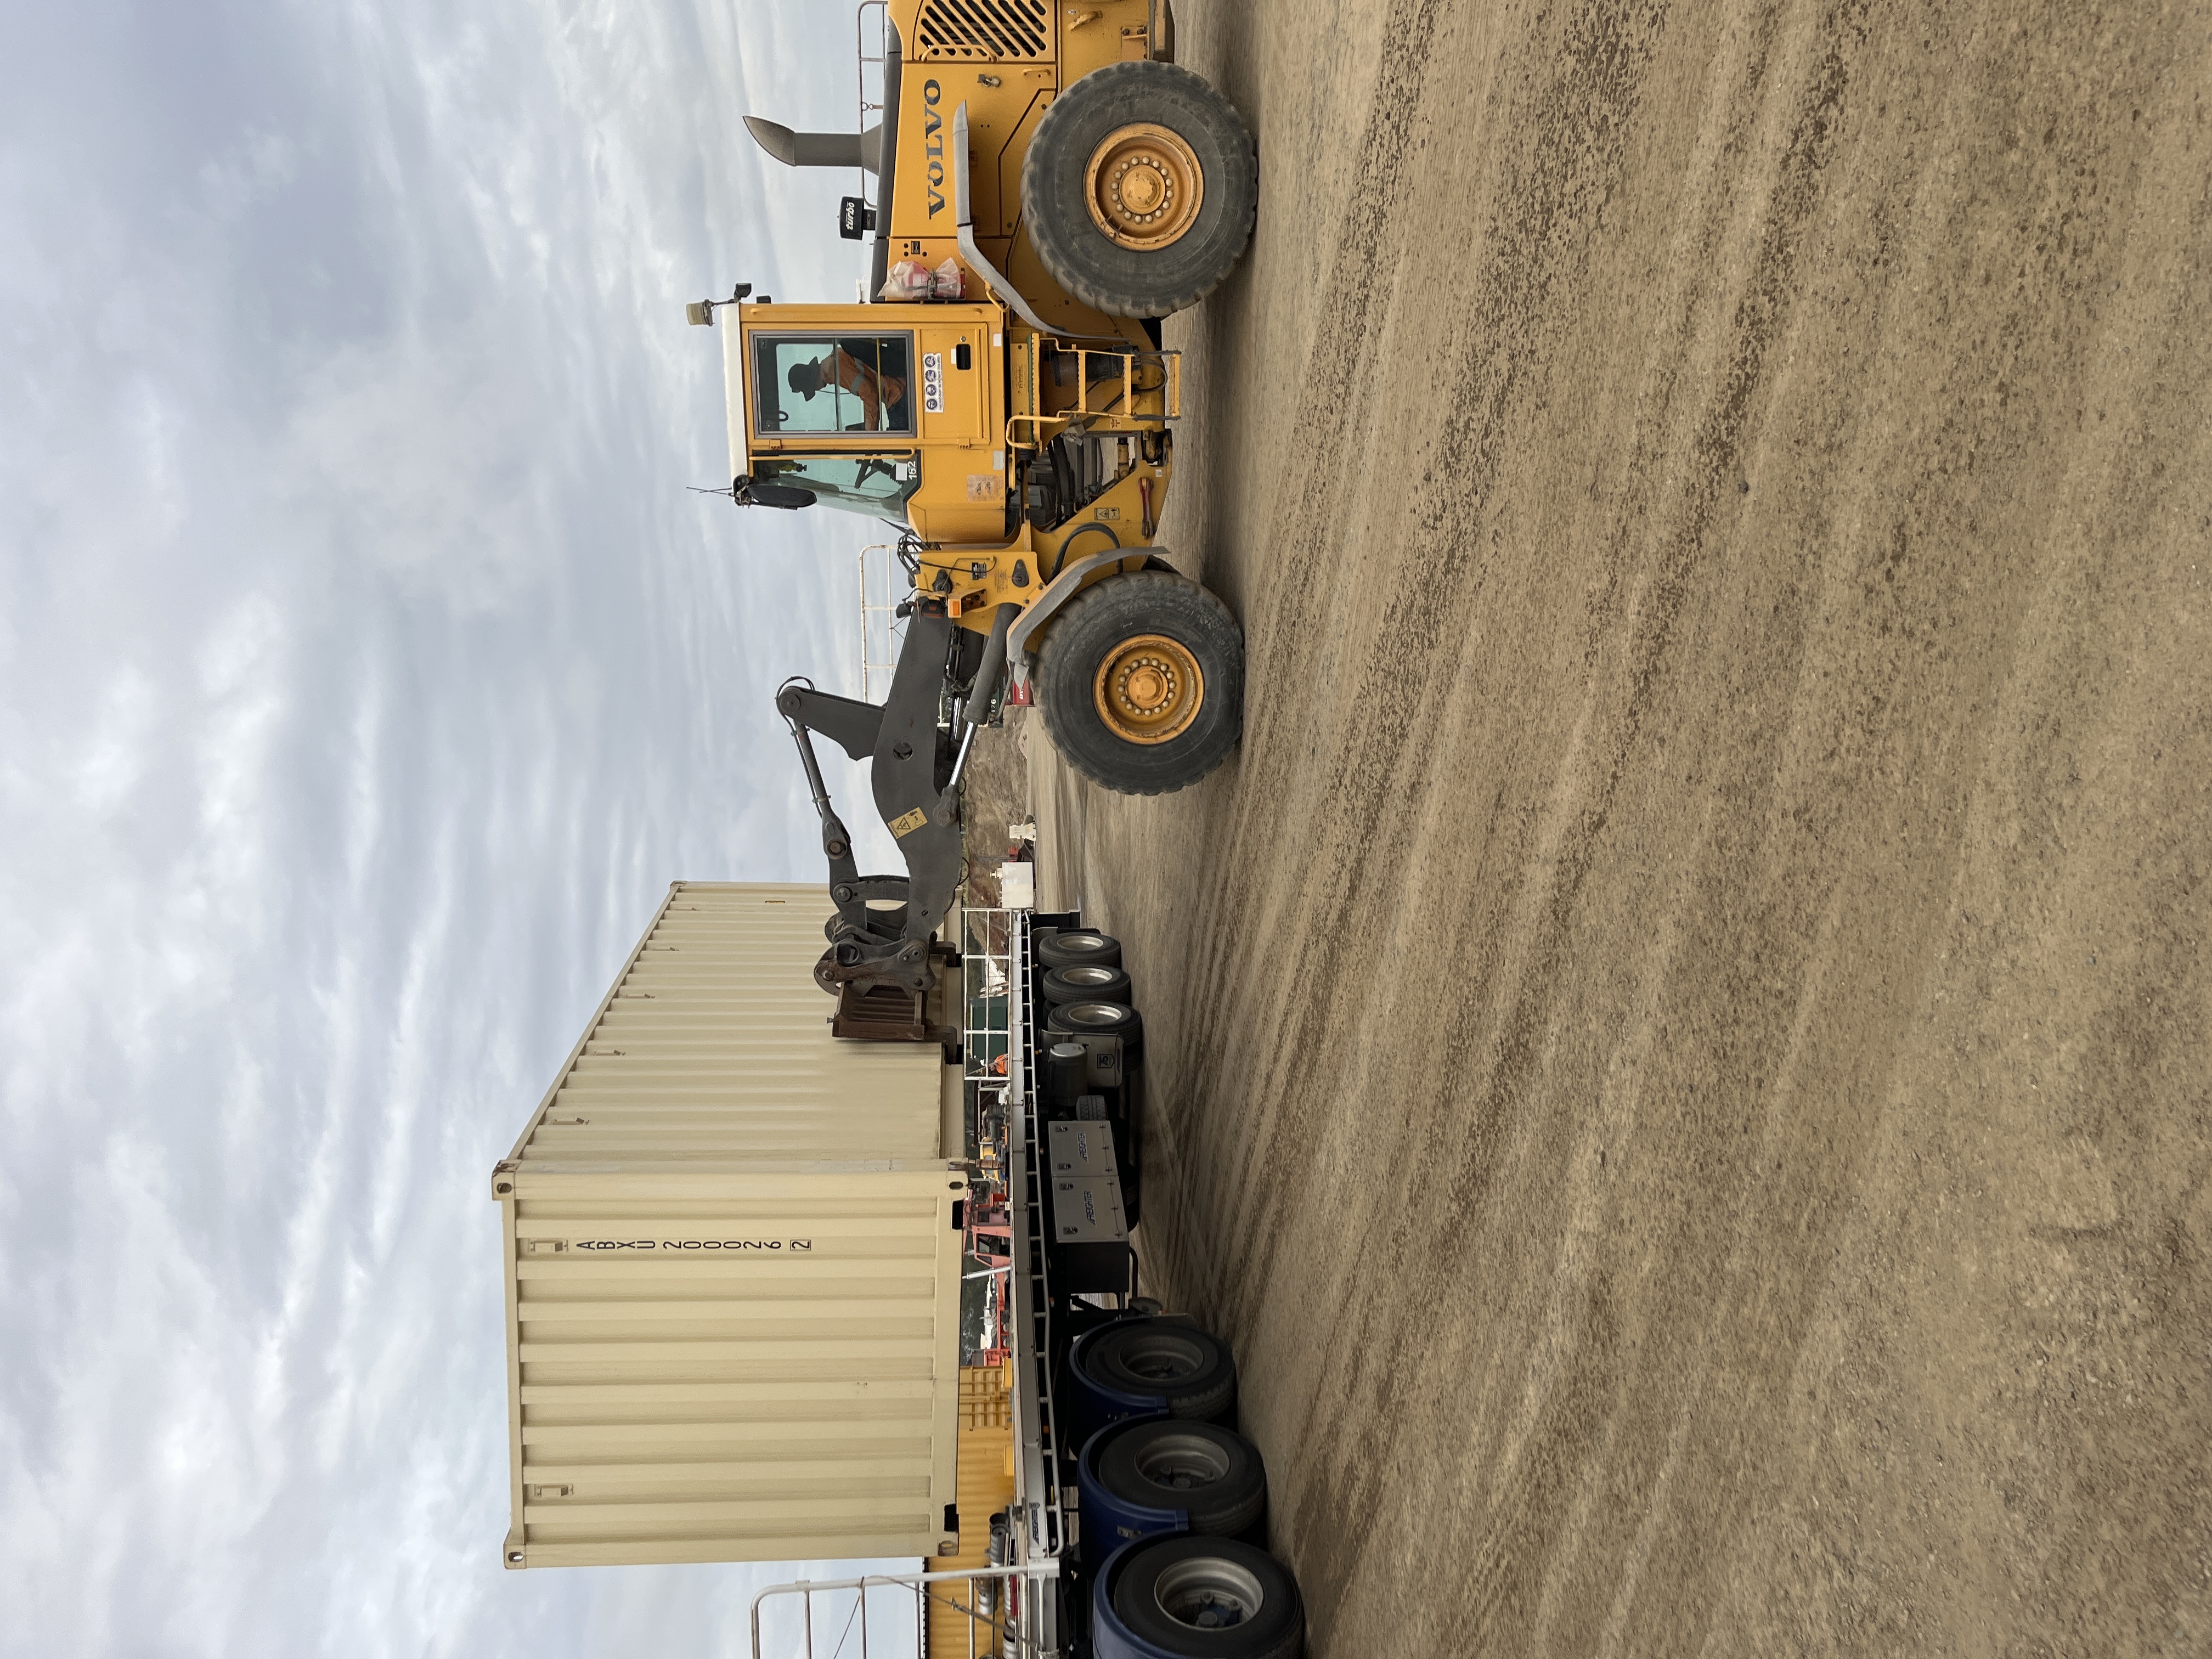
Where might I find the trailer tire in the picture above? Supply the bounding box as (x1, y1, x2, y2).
(1108, 1536, 1304, 1659)
(1096, 1420, 1267, 1536)
(1036, 572, 1242, 796)
(1047, 1000, 1144, 1063)
(1023, 61, 1257, 318)
(1075, 1319, 1235, 1422)
(1042, 963, 1132, 1007)
(1047, 999, 1141, 1038)
(1038, 929, 1123, 971)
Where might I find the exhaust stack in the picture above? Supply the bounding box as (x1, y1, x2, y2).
(744, 118, 882, 173)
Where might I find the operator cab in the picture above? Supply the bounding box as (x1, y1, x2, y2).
(706, 296, 1006, 538)
(726, 320, 925, 520)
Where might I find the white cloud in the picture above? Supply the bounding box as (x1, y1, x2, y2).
(199, 131, 304, 222)
(0, 0, 909, 1653)
(280, 331, 561, 611)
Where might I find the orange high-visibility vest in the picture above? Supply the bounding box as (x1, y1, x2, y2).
(827, 348, 907, 427)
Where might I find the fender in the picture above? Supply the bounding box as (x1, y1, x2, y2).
(1007, 548, 1158, 662)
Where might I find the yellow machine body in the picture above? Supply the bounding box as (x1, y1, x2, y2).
(727, 0, 1186, 640)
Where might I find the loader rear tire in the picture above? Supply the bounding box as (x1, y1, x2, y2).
(1023, 61, 1257, 318)
(1036, 572, 1242, 796)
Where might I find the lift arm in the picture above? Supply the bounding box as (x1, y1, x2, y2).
(776, 612, 979, 997)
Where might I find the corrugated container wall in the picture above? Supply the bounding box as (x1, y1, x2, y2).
(494, 882, 963, 1570)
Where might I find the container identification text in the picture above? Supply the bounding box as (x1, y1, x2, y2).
(572, 1238, 814, 1252)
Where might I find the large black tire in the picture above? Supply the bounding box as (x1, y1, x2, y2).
(1075, 1318, 1236, 1421)
(1042, 963, 1133, 1007)
(1048, 999, 1146, 1068)
(1096, 1420, 1267, 1536)
(1022, 61, 1257, 318)
(1108, 1536, 1304, 1659)
(1036, 572, 1242, 796)
(1038, 929, 1123, 971)
(1048, 1000, 1145, 1062)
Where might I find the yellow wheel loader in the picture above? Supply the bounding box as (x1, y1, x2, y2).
(691, 1, 1254, 998)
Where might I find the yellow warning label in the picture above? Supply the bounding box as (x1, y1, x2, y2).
(889, 806, 930, 838)
(968, 475, 997, 501)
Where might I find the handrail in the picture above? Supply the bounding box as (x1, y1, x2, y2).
(749, 1561, 1062, 1659)
(854, 3, 889, 198)
(857, 4, 898, 299)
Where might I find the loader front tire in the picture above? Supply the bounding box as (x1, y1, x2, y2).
(1023, 61, 1257, 318)
(1035, 571, 1242, 795)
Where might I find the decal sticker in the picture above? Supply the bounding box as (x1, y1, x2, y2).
(923, 80, 944, 215)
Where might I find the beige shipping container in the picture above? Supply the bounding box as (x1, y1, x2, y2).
(494, 882, 966, 1570)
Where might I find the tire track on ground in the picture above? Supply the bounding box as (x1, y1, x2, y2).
(1143, 0, 1452, 1333)
(1218, 0, 1684, 1624)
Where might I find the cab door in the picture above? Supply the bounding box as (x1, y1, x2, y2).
(910, 307, 1006, 544)
(733, 303, 1006, 544)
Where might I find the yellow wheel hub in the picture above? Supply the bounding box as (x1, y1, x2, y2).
(1094, 635, 1205, 744)
(1084, 123, 1205, 251)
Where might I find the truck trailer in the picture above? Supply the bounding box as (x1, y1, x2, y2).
(494, 884, 1308, 1659)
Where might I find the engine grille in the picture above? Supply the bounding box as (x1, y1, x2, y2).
(912, 0, 1051, 62)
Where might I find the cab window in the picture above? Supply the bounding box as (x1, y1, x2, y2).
(757, 454, 921, 518)
(753, 335, 914, 436)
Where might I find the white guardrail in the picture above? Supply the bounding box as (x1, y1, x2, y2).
(748, 1562, 1062, 1659)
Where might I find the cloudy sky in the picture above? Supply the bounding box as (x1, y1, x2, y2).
(1, 1, 913, 1652)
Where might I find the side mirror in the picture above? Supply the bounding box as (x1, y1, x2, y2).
(742, 481, 817, 511)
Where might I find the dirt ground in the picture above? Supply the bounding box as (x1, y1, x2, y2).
(1013, 1, 2212, 1654)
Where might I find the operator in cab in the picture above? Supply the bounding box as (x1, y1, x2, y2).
(786, 342, 909, 431)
